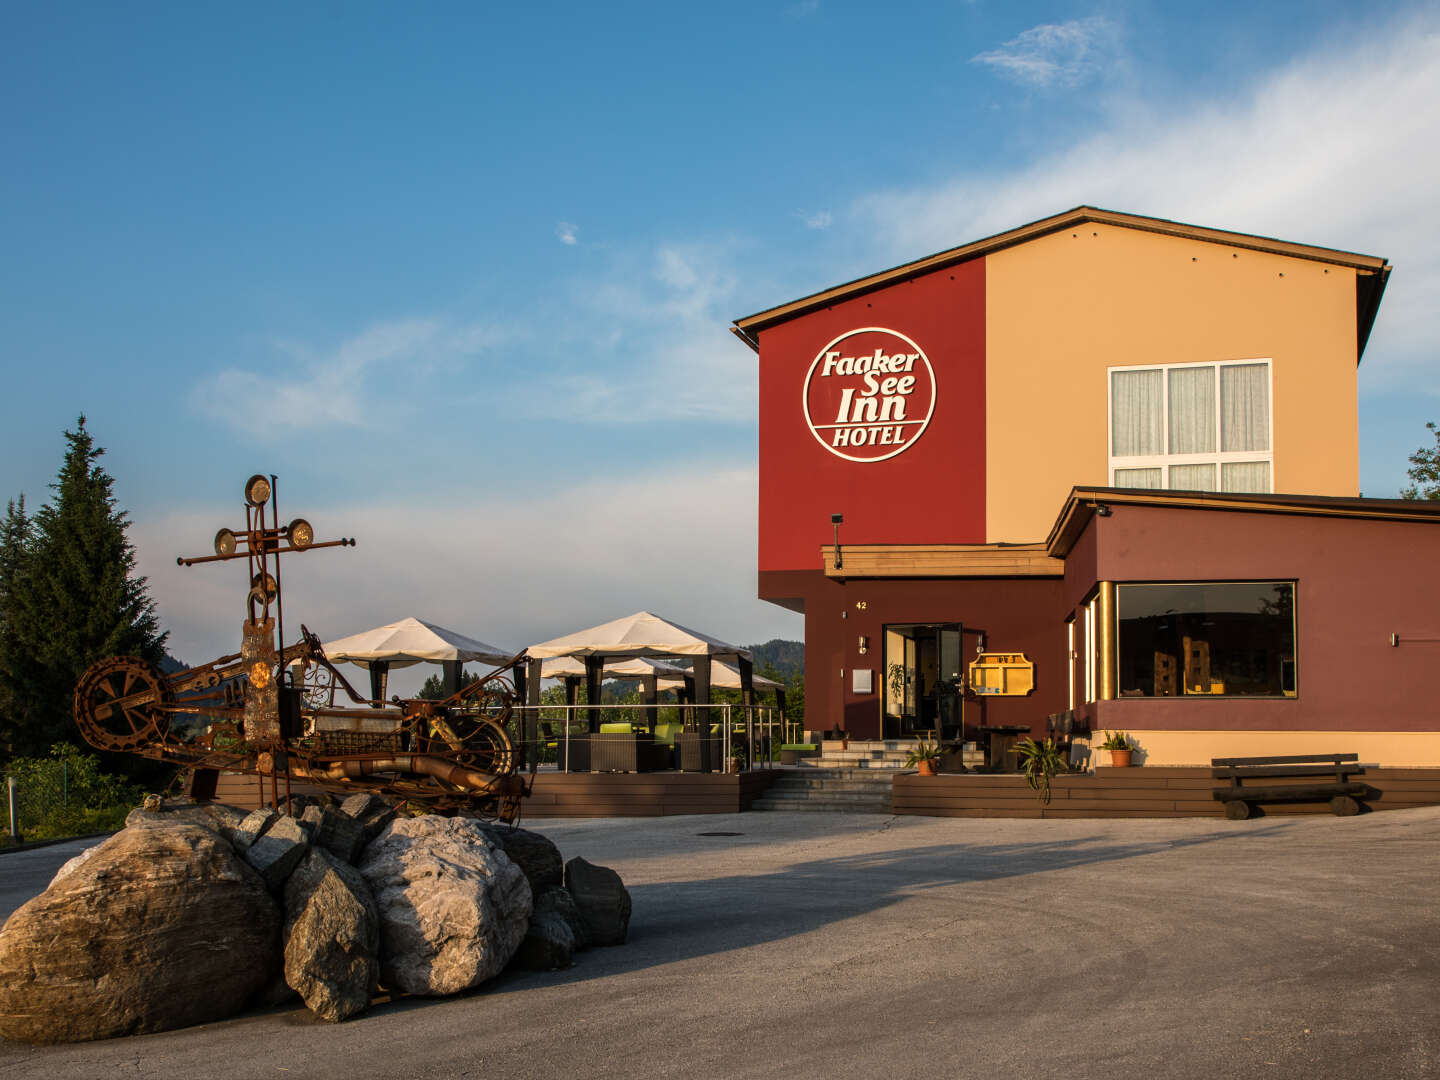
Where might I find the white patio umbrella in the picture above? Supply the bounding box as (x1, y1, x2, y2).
(526, 610, 751, 661)
(322, 617, 513, 668)
(321, 617, 515, 701)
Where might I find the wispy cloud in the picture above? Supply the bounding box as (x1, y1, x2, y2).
(799, 209, 833, 230)
(972, 16, 1121, 88)
(190, 317, 511, 438)
(556, 221, 579, 245)
(496, 240, 760, 424)
(863, 10, 1440, 382)
(785, 0, 820, 17)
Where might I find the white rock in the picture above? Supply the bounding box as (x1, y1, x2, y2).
(357, 816, 531, 996)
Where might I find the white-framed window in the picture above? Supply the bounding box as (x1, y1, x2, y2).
(1108, 360, 1273, 493)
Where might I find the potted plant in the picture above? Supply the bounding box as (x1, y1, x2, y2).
(1098, 731, 1135, 767)
(1015, 736, 1067, 804)
(905, 740, 942, 776)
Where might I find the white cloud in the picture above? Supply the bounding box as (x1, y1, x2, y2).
(785, 0, 820, 17)
(556, 221, 579, 245)
(190, 317, 511, 439)
(799, 209, 833, 230)
(133, 463, 799, 692)
(498, 240, 760, 424)
(860, 10, 1440, 386)
(972, 17, 1121, 88)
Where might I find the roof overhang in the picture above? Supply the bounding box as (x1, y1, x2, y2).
(1047, 487, 1440, 559)
(731, 206, 1390, 361)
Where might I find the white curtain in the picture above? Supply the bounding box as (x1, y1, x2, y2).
(1169, 463, 1217, 491)
(1221, 363, 1269, 452)
(1168, 366, 1215, 454)
(1114, 467, 1163, 489)
(1222, 461, 1270, 493)
(1111, 369, 1163, 456)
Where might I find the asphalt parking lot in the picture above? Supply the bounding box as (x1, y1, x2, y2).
(2, 807, 1438, 1080)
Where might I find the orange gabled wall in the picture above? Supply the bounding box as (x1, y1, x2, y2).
(984, 224, 1360, 543)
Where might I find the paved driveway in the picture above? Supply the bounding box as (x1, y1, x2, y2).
(2, 808, 1437, 1079)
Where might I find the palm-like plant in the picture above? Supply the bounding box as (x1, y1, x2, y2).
(1015, 737, 1068, 804)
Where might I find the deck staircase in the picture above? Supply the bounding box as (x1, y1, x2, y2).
(751, 740, 914, 813)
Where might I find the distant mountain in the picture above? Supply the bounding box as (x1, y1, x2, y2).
(159, 652, 187, 674)
(748, 639, 803, 681)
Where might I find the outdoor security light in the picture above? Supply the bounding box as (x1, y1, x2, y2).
(831, 513, 843, 569)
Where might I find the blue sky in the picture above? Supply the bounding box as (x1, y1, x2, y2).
(3, 2, 1438, 678)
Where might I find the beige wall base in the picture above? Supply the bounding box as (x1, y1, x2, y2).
(1090, 729, 1440, 768)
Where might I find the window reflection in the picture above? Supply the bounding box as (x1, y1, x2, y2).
(1116, 583, 1296, 698)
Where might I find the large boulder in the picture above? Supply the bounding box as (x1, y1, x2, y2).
(357, 816, 531, 996)
(564, 857, 631, 946)
(477, 825, 563, 894)
(0, 824, 281, 1044)
(125, 800, 248, 845)
(283, 849, 379, 1022)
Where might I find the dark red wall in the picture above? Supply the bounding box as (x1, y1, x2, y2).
(756, 260, 986, 573)
(762, 569, 1067, 739)
(1064, 505, 1440, 732)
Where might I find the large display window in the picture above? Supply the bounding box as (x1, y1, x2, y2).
(1116, 582, 1296, 698)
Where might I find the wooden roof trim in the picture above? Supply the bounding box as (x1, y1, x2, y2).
(1046, 487, 1440, 558)
(733, 206, 1390, 336)
(821, 543, 1063, 578)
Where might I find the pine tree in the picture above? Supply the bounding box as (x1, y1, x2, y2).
(3, 417, 167, 760)
(0, 496, 38, 757)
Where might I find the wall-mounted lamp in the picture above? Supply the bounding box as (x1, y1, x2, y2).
(1090, 502, 1113, 517)
(857, 635, 869, 655)
(831, 512, 844, 569)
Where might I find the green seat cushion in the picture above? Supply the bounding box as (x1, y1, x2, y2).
(780, 743, 817, 751)
(599, 722, 634, 734)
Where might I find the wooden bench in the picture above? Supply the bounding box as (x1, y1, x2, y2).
(1211, 753, 1367, 819)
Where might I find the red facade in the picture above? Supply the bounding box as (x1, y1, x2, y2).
(757, 259, 986, 573)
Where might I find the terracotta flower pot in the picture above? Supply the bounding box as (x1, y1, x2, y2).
(1109, 748, 1133, 767)
(916, 760, 938, 776)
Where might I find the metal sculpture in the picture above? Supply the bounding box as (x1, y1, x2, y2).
(72, 474, 531, 820)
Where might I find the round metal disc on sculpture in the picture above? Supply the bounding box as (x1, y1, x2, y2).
(73, 656, 172, 752)
(213, 528, 237, 557)
(245, 474, 271, 507)
(250, 571, 278, 600)
(287, 518, 314, 550)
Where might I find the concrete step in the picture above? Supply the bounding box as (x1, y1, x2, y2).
(761, 787, 892, 803)
(766, 779, 897, 793)
(750, 798, 892, 813)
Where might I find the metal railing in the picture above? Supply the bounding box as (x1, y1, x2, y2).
(519, 702, 797, 773)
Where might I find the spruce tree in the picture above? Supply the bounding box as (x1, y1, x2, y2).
(4, 417, 167, 760)
(0, 496, 38, 757)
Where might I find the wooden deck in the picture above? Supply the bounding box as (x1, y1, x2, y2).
(202, 768, 783, 818)
(202, 766, 1440, 819)
(523, 770, 783, 818)
(891, 766, 1440, 818)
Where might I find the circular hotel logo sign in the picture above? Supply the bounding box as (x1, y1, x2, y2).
(802, 327, 936, 462)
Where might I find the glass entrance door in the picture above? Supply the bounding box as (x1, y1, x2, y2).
(884, 623, 964, 739)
